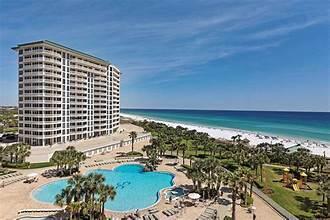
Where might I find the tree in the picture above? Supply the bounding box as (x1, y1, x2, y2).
(257, 152, 269, 183)
(55, 187, 74, 219)
(50, 147, 86, 176)
(98, 184, 116, 217)
(168, 137, 177, 156)
(254, 144, 270, 182)
(231, 134, 242, 145)
(4, 144, 16, 163)
(0, 146, 4, 167)
(55, 173, 116, 220)
(3, 143, 31, 165)
(292, 148, 311, 172)
(317, 175, 330, 214)
(129, 131, 137, 152)
(246, 169, 255, 198)
(314, 155, 327, 173)
(17, 143, 31, 163)
(268, 143, 287, 164)
(145, 147, 158, 171)
(178, 142, 188, 165)
(225, 171, 242, 220)
(187, 159, 206, 192)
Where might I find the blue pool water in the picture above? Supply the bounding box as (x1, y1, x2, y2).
(32, 164, 174, 212)
(164, 187, 188, 200)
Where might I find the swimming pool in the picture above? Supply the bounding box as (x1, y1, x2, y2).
(164, 186, 188, 201)
(32, 164, 174, 212)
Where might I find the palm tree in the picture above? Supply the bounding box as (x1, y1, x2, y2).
(129, 131, 137, 152)
(75, 152, 86, 172)
(55, 187, 74, 219)
(258, 152, 269, 183)
(67, 175, 85, 202)
(314, 155, 327, 173)
(231, 134, 242, 145)
(98, 184, 116, 217)
(146, 146, 158, 171)
(226, 171, 241, 220)
(168, 137, 177, 156)
(17, 143, 31, 163)
(55, 173, 116, 219)
(202, 158, 219, 198)
(70, 201, 82, 220)
(142, 144, 154, 157)
(236, 167, 252, 206)
(50, 147, 86, 176)
(50, 151, 63, 172)
(192, 139, 200, 156)
(179, 142, 188, 165)
(292, 148, 311, 172)
(253, 146, 270, 183)
(4, 144, 16, 163)
(317, 175, 330, 214)
(246, 169, 255, 198)
(187, 159, 205, 192)
(0, 146, 4, 167)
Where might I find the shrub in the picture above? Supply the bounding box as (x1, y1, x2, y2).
(223, 216, 232, 220)
(2, 161, 53, 169)
(246, 195, 254, 206)
(125, 151, 143, 157)
(254, 180, 264, 189)
(2, 162, 30, 168)
(181, 164, 191, 170)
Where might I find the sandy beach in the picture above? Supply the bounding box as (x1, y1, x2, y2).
(121, 113, 330, 157)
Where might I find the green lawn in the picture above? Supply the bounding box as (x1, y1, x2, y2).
(3, 162, 54, 169)
(3, 127, 18, 133)
(260, 165, 322, 219)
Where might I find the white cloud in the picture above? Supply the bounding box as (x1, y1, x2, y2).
(1, 0, 328, 86)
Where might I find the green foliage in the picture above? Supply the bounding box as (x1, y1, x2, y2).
(262, 165, 323, 218)
(129, 131, 138, 152)
(2, 161, 53, 169)
(3, 143, 31, 164)
(181, 164, 190, 170)
(2, 162, 30, 168)
(123, 151, 143, 157)
(50, 146, 86, 176)
(55, 173, 116, 219)
(246, 195, 254, 206)
(0, 108, 18, 132)
(134, 120, 328, 219)
(254, 180, 264, 189)
(223, 216, 232, 220)
(3, 161, 54, 169)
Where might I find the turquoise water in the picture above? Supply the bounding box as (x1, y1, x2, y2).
(32, 164, 174, 212)
(164, 187, 187, 200)
(121, 109, 330, 142)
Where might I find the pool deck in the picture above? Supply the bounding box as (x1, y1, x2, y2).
(0, 123, 284, 220)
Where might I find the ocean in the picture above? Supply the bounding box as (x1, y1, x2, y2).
(121, 109, 330, 142)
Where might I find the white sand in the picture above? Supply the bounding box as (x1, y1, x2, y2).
(121, 113, 330, 157)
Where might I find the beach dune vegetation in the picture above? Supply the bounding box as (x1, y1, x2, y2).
(134, 120, 329, 218)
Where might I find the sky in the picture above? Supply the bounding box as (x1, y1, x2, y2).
(0, 0, 329, 112)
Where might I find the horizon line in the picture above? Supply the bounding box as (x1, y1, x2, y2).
(121, 107, 330, 114)
(1, 105, 329, 113)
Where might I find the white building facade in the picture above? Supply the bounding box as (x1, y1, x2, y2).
(13, 40, 120, 146)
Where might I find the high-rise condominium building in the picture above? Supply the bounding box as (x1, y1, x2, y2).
(12, 40, 120, 146)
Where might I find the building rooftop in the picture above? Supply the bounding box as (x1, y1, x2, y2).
(12, 40, 111, 65)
